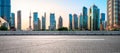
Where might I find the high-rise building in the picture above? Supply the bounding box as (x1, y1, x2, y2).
(38, 18, 41, 30)
(58, 16, 63, 29)
(101, 13, 105, 30)
(10, 13, 15, 30)
(107, 0, 120, 30)
(79, 13, 83, 30)
(72, 14, 78, 30)
(49, 13, 56, 30)
(17, 10, 21, 30)
(33, 12, 39, 31)
(69, 14, 72, 30)
(83, 7, 88, 30)
(29, 12, 32, 31)
(42, 13, 46, 30)
(0, 0, 11, 23)
(88, 5, 100, 31)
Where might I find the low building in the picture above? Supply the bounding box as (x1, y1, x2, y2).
(0, 17, 10, 30)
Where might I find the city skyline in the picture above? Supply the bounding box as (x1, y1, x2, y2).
(11, 0, 107, 30)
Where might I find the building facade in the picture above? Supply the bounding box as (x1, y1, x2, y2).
(88, 5, 100, 31)
(83, 7, 88, 30)
(17, 10, 21, 30)
(107, 0, 120, 30)
(58, 16, 63, 29)
(0, 0, 11, 23)
(69, 14, 72, 30)
(49, 13, 56, 30)
(72, 14, 78, 30)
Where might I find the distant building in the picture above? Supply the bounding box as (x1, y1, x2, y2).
(29, 12, 32, 31)
(83, 7, 88, 30)
(58, 16, 63, 29)
(101, 13, 105, 30)
(49, 13, 56, 30)
(38, 18, 41, 30)
(17, 10, 22, 30)
(69, 14, 72, 30)
(42, 13, 46, 30)
(72, 14, 78, 30)
(107, 0, 120, 30)
(88, 5, 100, 31)
(0, 0, 11, 24)
(10, 13, 15, 30)
(33, 12, 39, 31)
(79, 13, 83, 30)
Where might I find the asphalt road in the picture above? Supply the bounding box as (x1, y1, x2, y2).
(0, 35, 120, 53)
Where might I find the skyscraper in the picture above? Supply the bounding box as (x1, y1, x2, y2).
(10, 13, 15, 30)
(72, 14, 78, 30)
(88, 5, 100, 31)
(69, 14, 72, 30)
(17, 10, 21, 30)
(49, 13, 56, 30)
(83, 7, 88, 30)
(0, 0, 11, 23)
(58, 16, 63, 29)
(79, 13, 83, 30)
(107, 0, 120, 30)
(101, 13, 105, 30)
(42, 13, 46, 30)
(33, 12, 38, 31)
(38, 18, 41, 30)
(29, 12, 32, 31)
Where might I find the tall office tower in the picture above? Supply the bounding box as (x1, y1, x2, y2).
(33, 12, 38, 31)
(58, 16, 63, 29)
(107, 0, 120, 30)
(72, 14, 78, 30)
(0, 0, 11, 23)
(101, 13, 105, 30)
(88, 5, 100, 31)
(29, 12, 32, 31)
(17, 10, 22, 30)
(69, 14, 72, 30)
(42, 13, 46, 30)
(10, 13, 15, 30)
(83, 7, 88, 30)
(38, 18, 41, 30)
(49, 13, 56, 30)
(79, 13, 83, 30)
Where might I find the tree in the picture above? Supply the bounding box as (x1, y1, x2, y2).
(0, 25, 8, 31)
(58, 27, 68, 31)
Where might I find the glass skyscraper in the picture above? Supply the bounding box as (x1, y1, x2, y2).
(49, 13, 56, 30)
(107, 0, 120, 30)
(88, 5, 100, 31)
(72, 14, 78, 30)
(83, 7, 88, 30)
(79, 13, 83, 30)
(33, 12, 39, 31)
(101, 13, 105, 30)
(10, 13, 15, 28)
(0, 0, 11, 23)
(69, 14, 72, 30)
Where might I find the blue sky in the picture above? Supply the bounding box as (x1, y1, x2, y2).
(11, 0, 107, 30)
